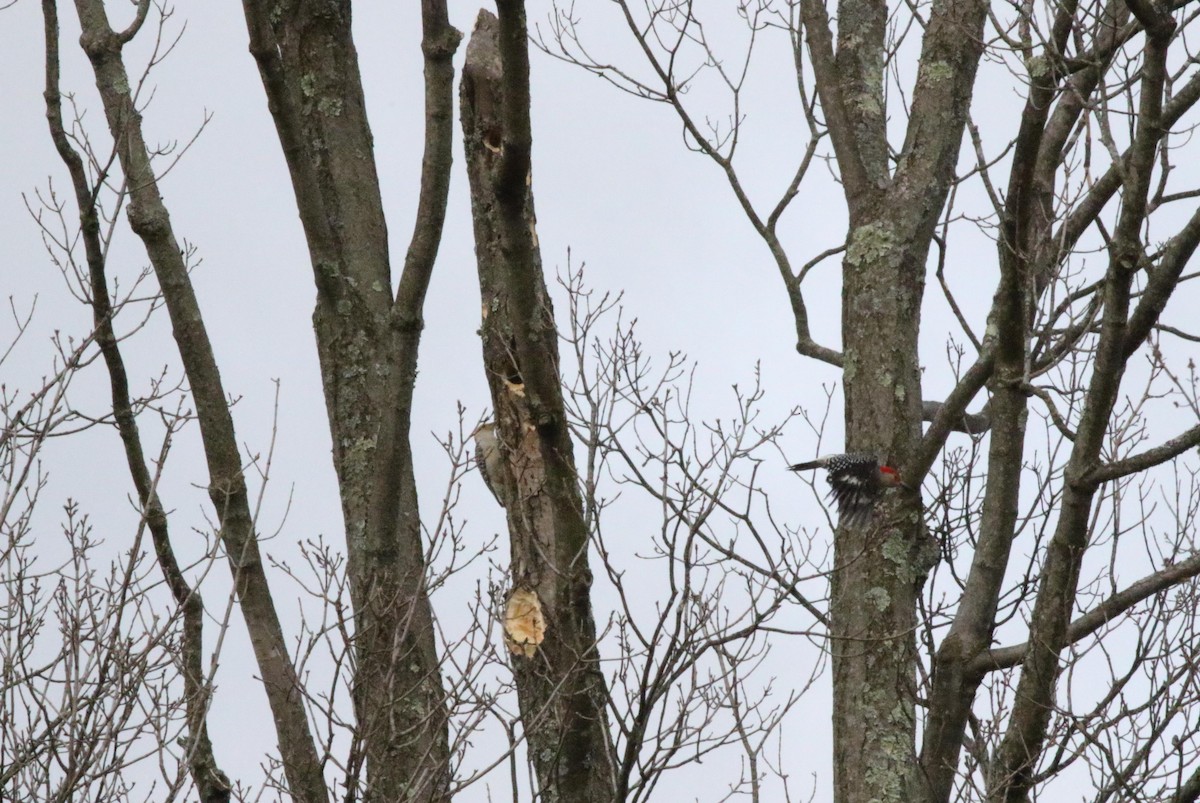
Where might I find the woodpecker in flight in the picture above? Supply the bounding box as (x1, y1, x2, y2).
(473, 421, 511, 508)
(789, 453, 901, 527)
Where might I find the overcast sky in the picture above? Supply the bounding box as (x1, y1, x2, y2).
(4, 1, 1196, 799)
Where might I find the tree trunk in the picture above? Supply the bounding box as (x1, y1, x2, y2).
(72, 0, 326, 798)
(461, 7, 616, 801)
(42, 3, 229, 799)
(802, 1, 991, 799)
(238, 1, 460, 798)
(991, 12, 1177, 797)
(832, 207, 938, 803)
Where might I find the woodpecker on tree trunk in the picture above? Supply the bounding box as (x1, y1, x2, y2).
(789, 453, 902, 527)
(472, 422, 511, 508)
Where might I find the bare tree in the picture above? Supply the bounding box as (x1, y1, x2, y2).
(12, 0, 1200, 800)
(539, 0, 1200, 801)
(9, 1, 823, 797)
(460, 8, 617, 800)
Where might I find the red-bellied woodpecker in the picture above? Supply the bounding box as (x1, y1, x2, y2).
(789, 453, 902, 527)
(473, 422, 511, 508)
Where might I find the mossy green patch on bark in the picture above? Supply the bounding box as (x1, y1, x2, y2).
(318, 96, 343, 117)
(846, 222, 900, 267)
(1026, 54, 1050, 79)
(924, 61, 953, 83)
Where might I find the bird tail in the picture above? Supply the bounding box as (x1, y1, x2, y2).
(788, 459, 823, 472)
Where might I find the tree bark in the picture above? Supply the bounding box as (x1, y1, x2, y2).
(238, 1, 460, 799)
(914, 2, 1087, 794)
(802, 1, 990, 800)
(461, 8, 617, 801)
(991, 7, 1177, 799)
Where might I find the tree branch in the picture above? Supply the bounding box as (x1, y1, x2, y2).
(921, 398, 991, 434)
(73, 0, 326, 796)
(911, 350, 995, 481)
(1122, 203, 1200, 360)
(1085, 422, 1200, 486)
(974, 549, 1200, 674)
(798, 0, 873, 201)
(992, 6, 1177, 795)
(42, 2, 228, 799)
